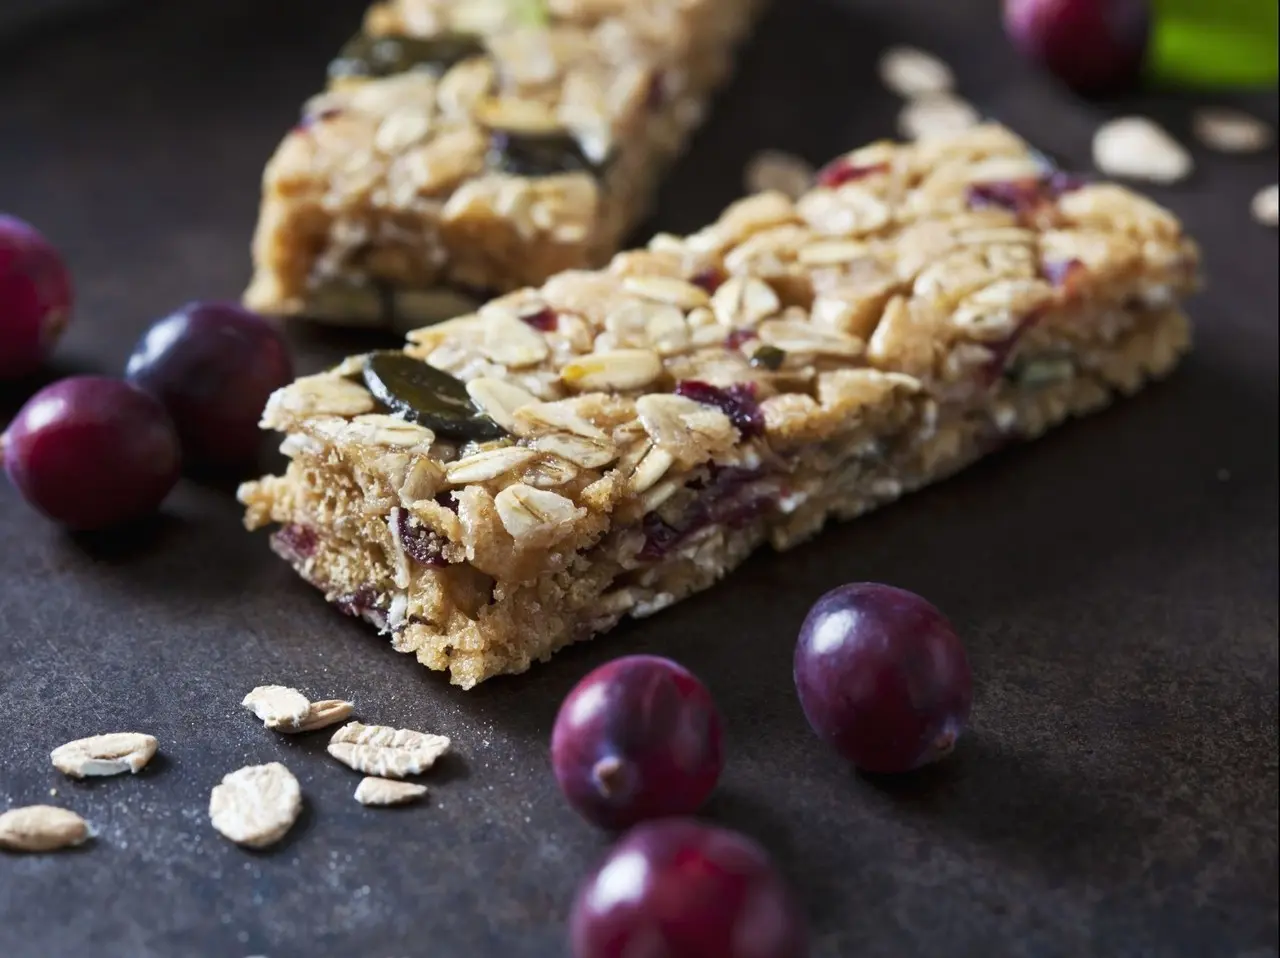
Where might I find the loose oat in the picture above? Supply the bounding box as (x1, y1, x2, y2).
(0, 805, 89, 852)
(1251, 184, 1279, 228)
(898, 95, 980, 141)
(327, 722, 452, 779)
(208, 762, 302, 849)
(50, 732, 158, 779)
(878, 46, 955, 98)
(354, 777, 428, 807)
(1092, 117, 1192, 184)
(242, 685, 312, 731)
(744, 151, 815, 201)
(1192, 108, 1272, 154)
(288, 699, 356, 734)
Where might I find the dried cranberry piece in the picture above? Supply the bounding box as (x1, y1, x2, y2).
(636, 465, 771, 562)
(434, 491, 459, 512)
(272, 524, 318, 565)
(816, 159, 889, 189)
(1042, 258, 1087, 294)
(724, 328, 758, 350)
(967, 171, 1084, 219)
(334, 586, 379, 618)
(690, 267, 727, 294)
(521, 306, 559, 332)
(1046, 170, 1085, 196)
(396, 510, 449, 567)
(675, 380, 765, 439)
(638, 514, 682, 561)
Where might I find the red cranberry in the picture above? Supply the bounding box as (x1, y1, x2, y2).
(690, 267, 727, 295)
(794, 583, 972, 774)
(521, 306, 559, 332)
(724, 328, 759, 350)
(569, 819, 809, 958)
(674, 380, 765, 439)
(551, 655, 723, 829)
(2, 377, 181, 530)
(272, 524, 318, 565)
(0, 214, 73, 381)
(1042, 258, 1087, 293)
(1004, 0, 1151, 95)
(816, 159, 889, 190)
(396, 509, 449, 567)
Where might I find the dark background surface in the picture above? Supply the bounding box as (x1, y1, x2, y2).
(1, 1, 1277, 956)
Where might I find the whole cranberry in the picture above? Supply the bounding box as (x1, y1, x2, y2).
(0, 214, 74, 380)
(1004, 0, 1151, 95)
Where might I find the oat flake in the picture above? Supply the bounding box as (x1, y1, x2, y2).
(327, 722, 452, 779)
(878, 46, 955, 98)
(1092, 117, 1192, 184)
(208, 762, 302, 848)
(242, 685, 312, 730)
(898, 95, 980, 141)
(0, 805, 89, 852)
(744, 151, 815, 200)
(1192, 108, 1272, 154)
(50, 732, 158, 778)
(354, 777, 428, 806)
(1251, 184, 1278, 228)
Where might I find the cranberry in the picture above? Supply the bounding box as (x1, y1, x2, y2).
(1042, 258, 1087, 294)
(334, 586, 380, 619)
(2, 377, 181, 530)
(569, 818, 809, 958)
(794, 583, 972, 774)
(396, 509, 448, 567)
(551, 655, 723, 829)
(815, 159, 889, 190)
(674, 380, 765, 439)
(690, 267, 727, 294)
(125, 301, 293, 470)
(724, 328, 758, 350)
(0, 214, 74, 381)
(1004, 0, 1150, 95)
(272, 524, 318, 565)
(434, 491, 459, 512)
(521, 306, 559, 332)
(638, 465, 771, 561)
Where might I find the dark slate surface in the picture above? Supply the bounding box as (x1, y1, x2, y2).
(0, 1, 1277, 956)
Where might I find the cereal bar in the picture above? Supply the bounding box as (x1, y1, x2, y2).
(244, 0, 765, 327)
(239, 124, 1199, 688)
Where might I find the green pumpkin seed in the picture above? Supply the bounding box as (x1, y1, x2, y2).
(1006, 356, 1075, 389)
(329, 32, 486, 81)
(362, 352, 506, 441)
(749, 345, 787, 371)
(486, 130, 600, 178)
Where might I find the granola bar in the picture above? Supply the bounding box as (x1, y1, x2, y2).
(239, 124, 1200, 688)
(244, 0, 765, 327)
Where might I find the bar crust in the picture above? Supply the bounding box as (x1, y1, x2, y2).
(239, 124, 1199, 688)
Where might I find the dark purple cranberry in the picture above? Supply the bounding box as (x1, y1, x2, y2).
(125, 301, 294, 470)
(569, 818, 809, 958)
(434, 491, 460, 512)
(551, 655, 724, 829)
(334, 586, 379, 618)
(724, 328, 758, 350)
(1042, 258, 1087, 293)
(1004, 0, 1150, 95)
(272, 523, 318, 565)
(794, 583, 972, 774)
(638, 465, 772, 561)
(396, 509, 449, 567)
(521, 306, 559, 332)
(815, 159, 889, 190)
(638, 513, 683, 561)
(690, 267, 727, 295)
(0, 214, 73, 381)
(2, 376, 180, 530)
(675, 380, 765, 439)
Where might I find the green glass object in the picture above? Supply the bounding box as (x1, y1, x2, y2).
(1149, 0, 1279, 88)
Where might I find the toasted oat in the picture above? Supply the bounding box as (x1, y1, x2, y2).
(561, 349, 663, 391)
(208, 762, 302, 848)
(327, 722, 452, 779)
(1192, 108, 1272, 154)
(446, 446, 540, 484)
(1251, 184, 1278, 227)
(878, 46, 955, 98)
(242, 685, 312, 730)
(288, 699, 356, 734)
(50, 732, 158, 779)
(354, 777, 428, 807)
(744, 151, 815, 200)
(1092, 117, 1192, 184)
(622, 276, 710, 310)
(465, 377, 539, 432)
(0, 805, 90, 852)
(898, 95, 980, 141)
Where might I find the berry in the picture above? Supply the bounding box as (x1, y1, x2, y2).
(2, 376, 181, 530)
(125, 301, 293, 469)
(551, 655, 724, 829)
(674, 380, 765, 439)
(793, 583, 972, 774)
(0, 215, 73, 380)
(1004, 0, 1151, 96)
(569, 819, 809, 958)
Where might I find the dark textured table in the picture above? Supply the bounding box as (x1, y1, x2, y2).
(1, 2, 1277, 956)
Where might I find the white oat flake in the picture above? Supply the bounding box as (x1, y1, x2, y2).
(878, 46, 955, 98)
(1251, 184, 1278, 228)
(1092, 117, 1192, 184)
(50, 732, 158, 778)
(897, 95, 980, 141)
(0, 805, 90, 852)
(327, 722, 452, 779)
(1192, 108, 1272, 154)
(242, 685, 312, 731)
(208, 763, 302, 849)
(743, 150, 815, 200)
(354, 777, 428, 807)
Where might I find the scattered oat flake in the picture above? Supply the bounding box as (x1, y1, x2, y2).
(898, 95, 980, 141)
(50, 732, 158, 778)
(1092, 117, 1192, 184)
(327, 722, 451, 779)
(878, 46, 954, 98)
(288, 699, 356, 734)
(354, 777, 428, 807)
(0, 805, 89, 852)
(743, 150, 815, 200)
(1251, 184, 1278, 227)
(1192, 108, 1272, 154)
(208, 762, 302, 849)
(242, 685, 312, 730)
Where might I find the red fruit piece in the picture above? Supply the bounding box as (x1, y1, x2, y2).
(674, 380, 765, 439)
(1003, 0, 1151, 96)
(815, 159, 889, 190)
(0, 214, 74, 381)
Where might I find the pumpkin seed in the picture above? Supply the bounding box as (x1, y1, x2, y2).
(486, 130, 600, 178)
(362, 351, 505, 441)
(750, 345, 787, 371)
(329, 32, 486, 81)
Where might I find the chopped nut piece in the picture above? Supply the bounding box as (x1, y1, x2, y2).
(50, 732, 158, 779)
(1251, 184, 1279, 228)
(208, 762, 302, 849)
(1192, 108, 1272, 154)
(0, 806, 90, 852)
(327, 722, 452, 779)
(878, 46, 955, 98)
(1092, 117, 1192, 184)
(744, 151, 815, 200)
(242, 685, 312, 731)
(354, 777, 428, 807)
